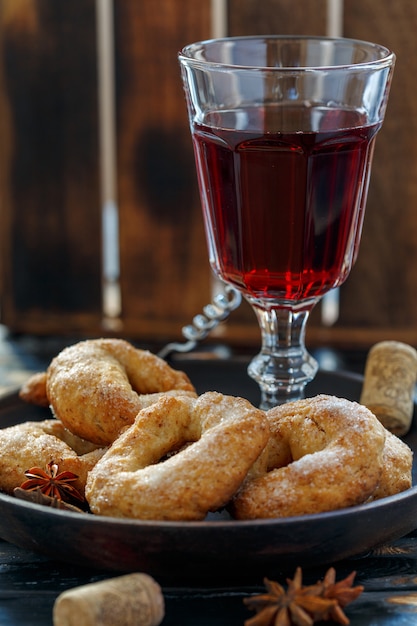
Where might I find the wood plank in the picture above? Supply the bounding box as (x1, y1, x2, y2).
(228, 0, 328, 36)
(336, 1, 417, 335)
(0, 0, 102, 334)
(114, 0, 212, 342)
(0, 0, 413, 351)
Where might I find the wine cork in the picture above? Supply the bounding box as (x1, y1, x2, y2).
(360, 341, 417, 435)
(53, 573, 164, 626)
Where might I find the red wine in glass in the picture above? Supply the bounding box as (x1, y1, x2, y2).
(192, 105, 379, 304)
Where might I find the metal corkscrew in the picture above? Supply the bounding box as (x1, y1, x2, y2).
(157, 285, 242, 360)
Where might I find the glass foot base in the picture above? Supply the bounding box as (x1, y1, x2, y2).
(248, 349, 319, 409)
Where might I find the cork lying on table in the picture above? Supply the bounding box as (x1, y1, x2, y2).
(360, 340, 417, 436)
(53, 573, 165, 626)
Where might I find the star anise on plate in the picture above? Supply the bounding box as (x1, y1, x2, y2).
(19, 461, 85, 504)
(244, 566, 364, 626)
(13, 487, 85, 513)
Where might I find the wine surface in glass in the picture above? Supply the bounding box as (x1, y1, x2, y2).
(192, 105, 380, 303)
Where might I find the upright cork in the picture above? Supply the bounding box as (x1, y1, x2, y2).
(53, 573, 165, 626)
(360, 340, 417, 436)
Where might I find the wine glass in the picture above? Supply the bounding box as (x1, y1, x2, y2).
(178, 36, 395, 409)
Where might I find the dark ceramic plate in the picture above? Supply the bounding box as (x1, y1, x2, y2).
(0, 360, 416, 586)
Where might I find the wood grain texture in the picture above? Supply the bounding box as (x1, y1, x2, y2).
(3, 531, 417, 626)
(0, 0, 102, 334)
(228, 0, 327, 36)
(336, 0, 417, 338)
(113, 0, 212, 341)
(0, 0, 415, 350)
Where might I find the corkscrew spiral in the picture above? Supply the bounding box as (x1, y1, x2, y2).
(158, 285, 242, 360)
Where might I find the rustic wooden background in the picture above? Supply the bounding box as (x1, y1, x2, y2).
(0, 0, 416, 353)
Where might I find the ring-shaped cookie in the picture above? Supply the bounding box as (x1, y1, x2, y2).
(85, 392, 270, 520)
(230, 395, 387, 519)
(0, 419, 105, 496)
(46, 338, 196, 445)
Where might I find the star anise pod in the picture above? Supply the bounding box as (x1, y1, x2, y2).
(244, 566, 363, 626)
(20, 461, 85, 503)
(308, 567, 364, 625)
(14, 487, 85, 513)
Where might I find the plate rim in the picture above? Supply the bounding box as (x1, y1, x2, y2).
(2, 481, 417, 529)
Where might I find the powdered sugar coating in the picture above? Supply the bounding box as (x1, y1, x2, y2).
(368, 428, 412, 500)
(231, 394, 389, 519)
(85, 392, 270, 520)
(0, 419, 105, 496)
(46, 338, 196, 445)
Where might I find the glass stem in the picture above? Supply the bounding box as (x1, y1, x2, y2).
(247, 302, 319, 410)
